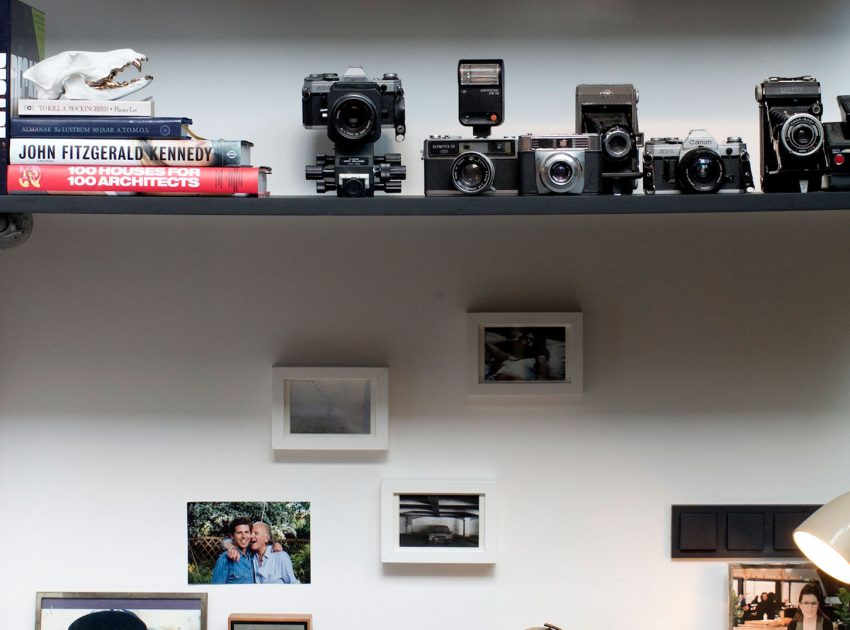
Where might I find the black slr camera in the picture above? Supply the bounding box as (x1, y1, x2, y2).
(576, 84, 643, 195)
(423, 59, 519, 196)
(302, 66, 406, 196)
(643, 130, 754, 194)
(823, 95, 850, 190)
(756, 76, 826, 193)
(518, 134, 602, 195)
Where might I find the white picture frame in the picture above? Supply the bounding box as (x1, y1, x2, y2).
(467, 312, 583, 394)
(272, 367, 388, 451)
(381, 480, 497, 564)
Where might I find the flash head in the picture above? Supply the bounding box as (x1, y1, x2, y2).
(458, 59, 504, 138)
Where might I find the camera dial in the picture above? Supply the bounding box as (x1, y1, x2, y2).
(780, 113, 824, 157)
(540, 152, 583, 193)
(451, 152, 495, 195)
(677, 148, 725, 193)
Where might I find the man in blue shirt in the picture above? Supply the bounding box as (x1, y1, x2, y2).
(250, 521, 299, 584)
(211, 517, 254, 584)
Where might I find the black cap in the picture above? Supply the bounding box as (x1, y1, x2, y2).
(69, 610, 147, 630)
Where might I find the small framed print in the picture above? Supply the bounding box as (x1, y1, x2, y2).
(467, 312, 583, 394)
(229, 614, 311, 630)
(272, 367, 388, 451)
(381, 480, 497, 564)
(36, 592, 207, 630)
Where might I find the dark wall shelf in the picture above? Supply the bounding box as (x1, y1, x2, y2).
(3, 192, 850, 216)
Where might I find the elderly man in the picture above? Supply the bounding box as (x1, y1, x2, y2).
(211, 517, 254, 584)
(249, 521, 299, 584)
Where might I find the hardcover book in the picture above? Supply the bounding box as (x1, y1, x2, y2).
(10, 138, 253, 166)
(0, 0, 45, 193)
(11, 116, 192, 138)
(7, 164, 271, 196)
(18, 98, 154, 116)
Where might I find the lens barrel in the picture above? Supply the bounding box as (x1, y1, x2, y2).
(450, 152, 495, 195)
(331, 94, 379, 143)
(779, 113, 824, 157)
(539, 152, 583, 194)
(676, 149, 725, 193)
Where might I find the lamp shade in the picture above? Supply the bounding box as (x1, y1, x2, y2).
(793, 491, 850, 584)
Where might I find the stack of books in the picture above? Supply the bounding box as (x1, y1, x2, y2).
(6, 97, 270, 196)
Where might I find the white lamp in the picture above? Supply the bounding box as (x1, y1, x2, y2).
(793, 490, 850, 584)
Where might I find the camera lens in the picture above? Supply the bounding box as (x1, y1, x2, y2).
(677, 149, 725, 193)
(780, 114, 823, 157)
(450, 152, 495, 195)
(539, 152, 583, 194)
(549, 161, 573, 184)
(602, 128, 633, 160)
(331, 94, 378, 143)
(341, 177, 367, 197)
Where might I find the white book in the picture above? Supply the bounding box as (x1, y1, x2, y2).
(17, 99, 154, 117)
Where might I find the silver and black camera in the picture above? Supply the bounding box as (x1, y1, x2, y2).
(302, 66, 406, 196)
(423, 136, 518, 195)
(302, 66, 406, 146)
(756, 76, 826, 193)
(423, 59, 518, 196)
(576, 83, 643, 195)
(643, 130, 754, 194)
(518, 134, 603, 195)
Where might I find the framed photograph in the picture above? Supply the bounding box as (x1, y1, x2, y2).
(467, 312, 583, 394)
(728, 562, 832, 630)
(228, 614, 311, 630)
(272, 366, 389, 451)
(36, 592, 207, 630)
(381, 480, 497, 564)
(187, 501, 310, 585)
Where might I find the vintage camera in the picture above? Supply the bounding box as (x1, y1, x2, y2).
(306, 149, 405, 197)
(643, 130, 754, 194)
(423, 59, 516, 196)
(302, 67, 407, 196)
(458, 59, 504, 138)
(518, 134, 602, 195)
(423, 136, 518, 196)
(576, 83, 643, 195)
(756, 76, 826, 192)
(302, 66, 406, 146)
(823, 95, 850, 190)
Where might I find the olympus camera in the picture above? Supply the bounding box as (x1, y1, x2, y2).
(643, 130, 754, 194)
(302, 66, 406, 146)
(756, 76, 826, 193)
(823, 95, 850, 190)
(423, 59, 516, 196)
(423, 136, 518, 196)
(576, 83, 643, 195)
(518, 133, 602, 195)
(302, 66, 406, 196)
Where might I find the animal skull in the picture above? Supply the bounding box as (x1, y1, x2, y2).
(23, 49, 153, 100)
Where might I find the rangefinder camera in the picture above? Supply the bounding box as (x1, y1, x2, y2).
(576, 83, 643, 195)
(423, 136, 518, 195)
(302, 66, 406, 146)
(518, 133, 602, 195)
(823, 95, 850, 190)
(756, 75, 826, 192)
(643, 130, 754, 194)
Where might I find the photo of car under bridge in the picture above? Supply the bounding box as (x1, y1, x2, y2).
(398, 494, 481, 548)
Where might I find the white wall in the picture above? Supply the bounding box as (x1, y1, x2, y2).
(3, 2, 850, 630)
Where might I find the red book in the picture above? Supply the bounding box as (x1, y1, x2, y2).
(6, 164, 271, 196)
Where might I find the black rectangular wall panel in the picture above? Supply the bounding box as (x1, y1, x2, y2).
(671, 505, 820, 558)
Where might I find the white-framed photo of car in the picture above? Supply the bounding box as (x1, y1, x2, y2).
(381, 480, 497, 564)
(467, 312, 583, 395)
